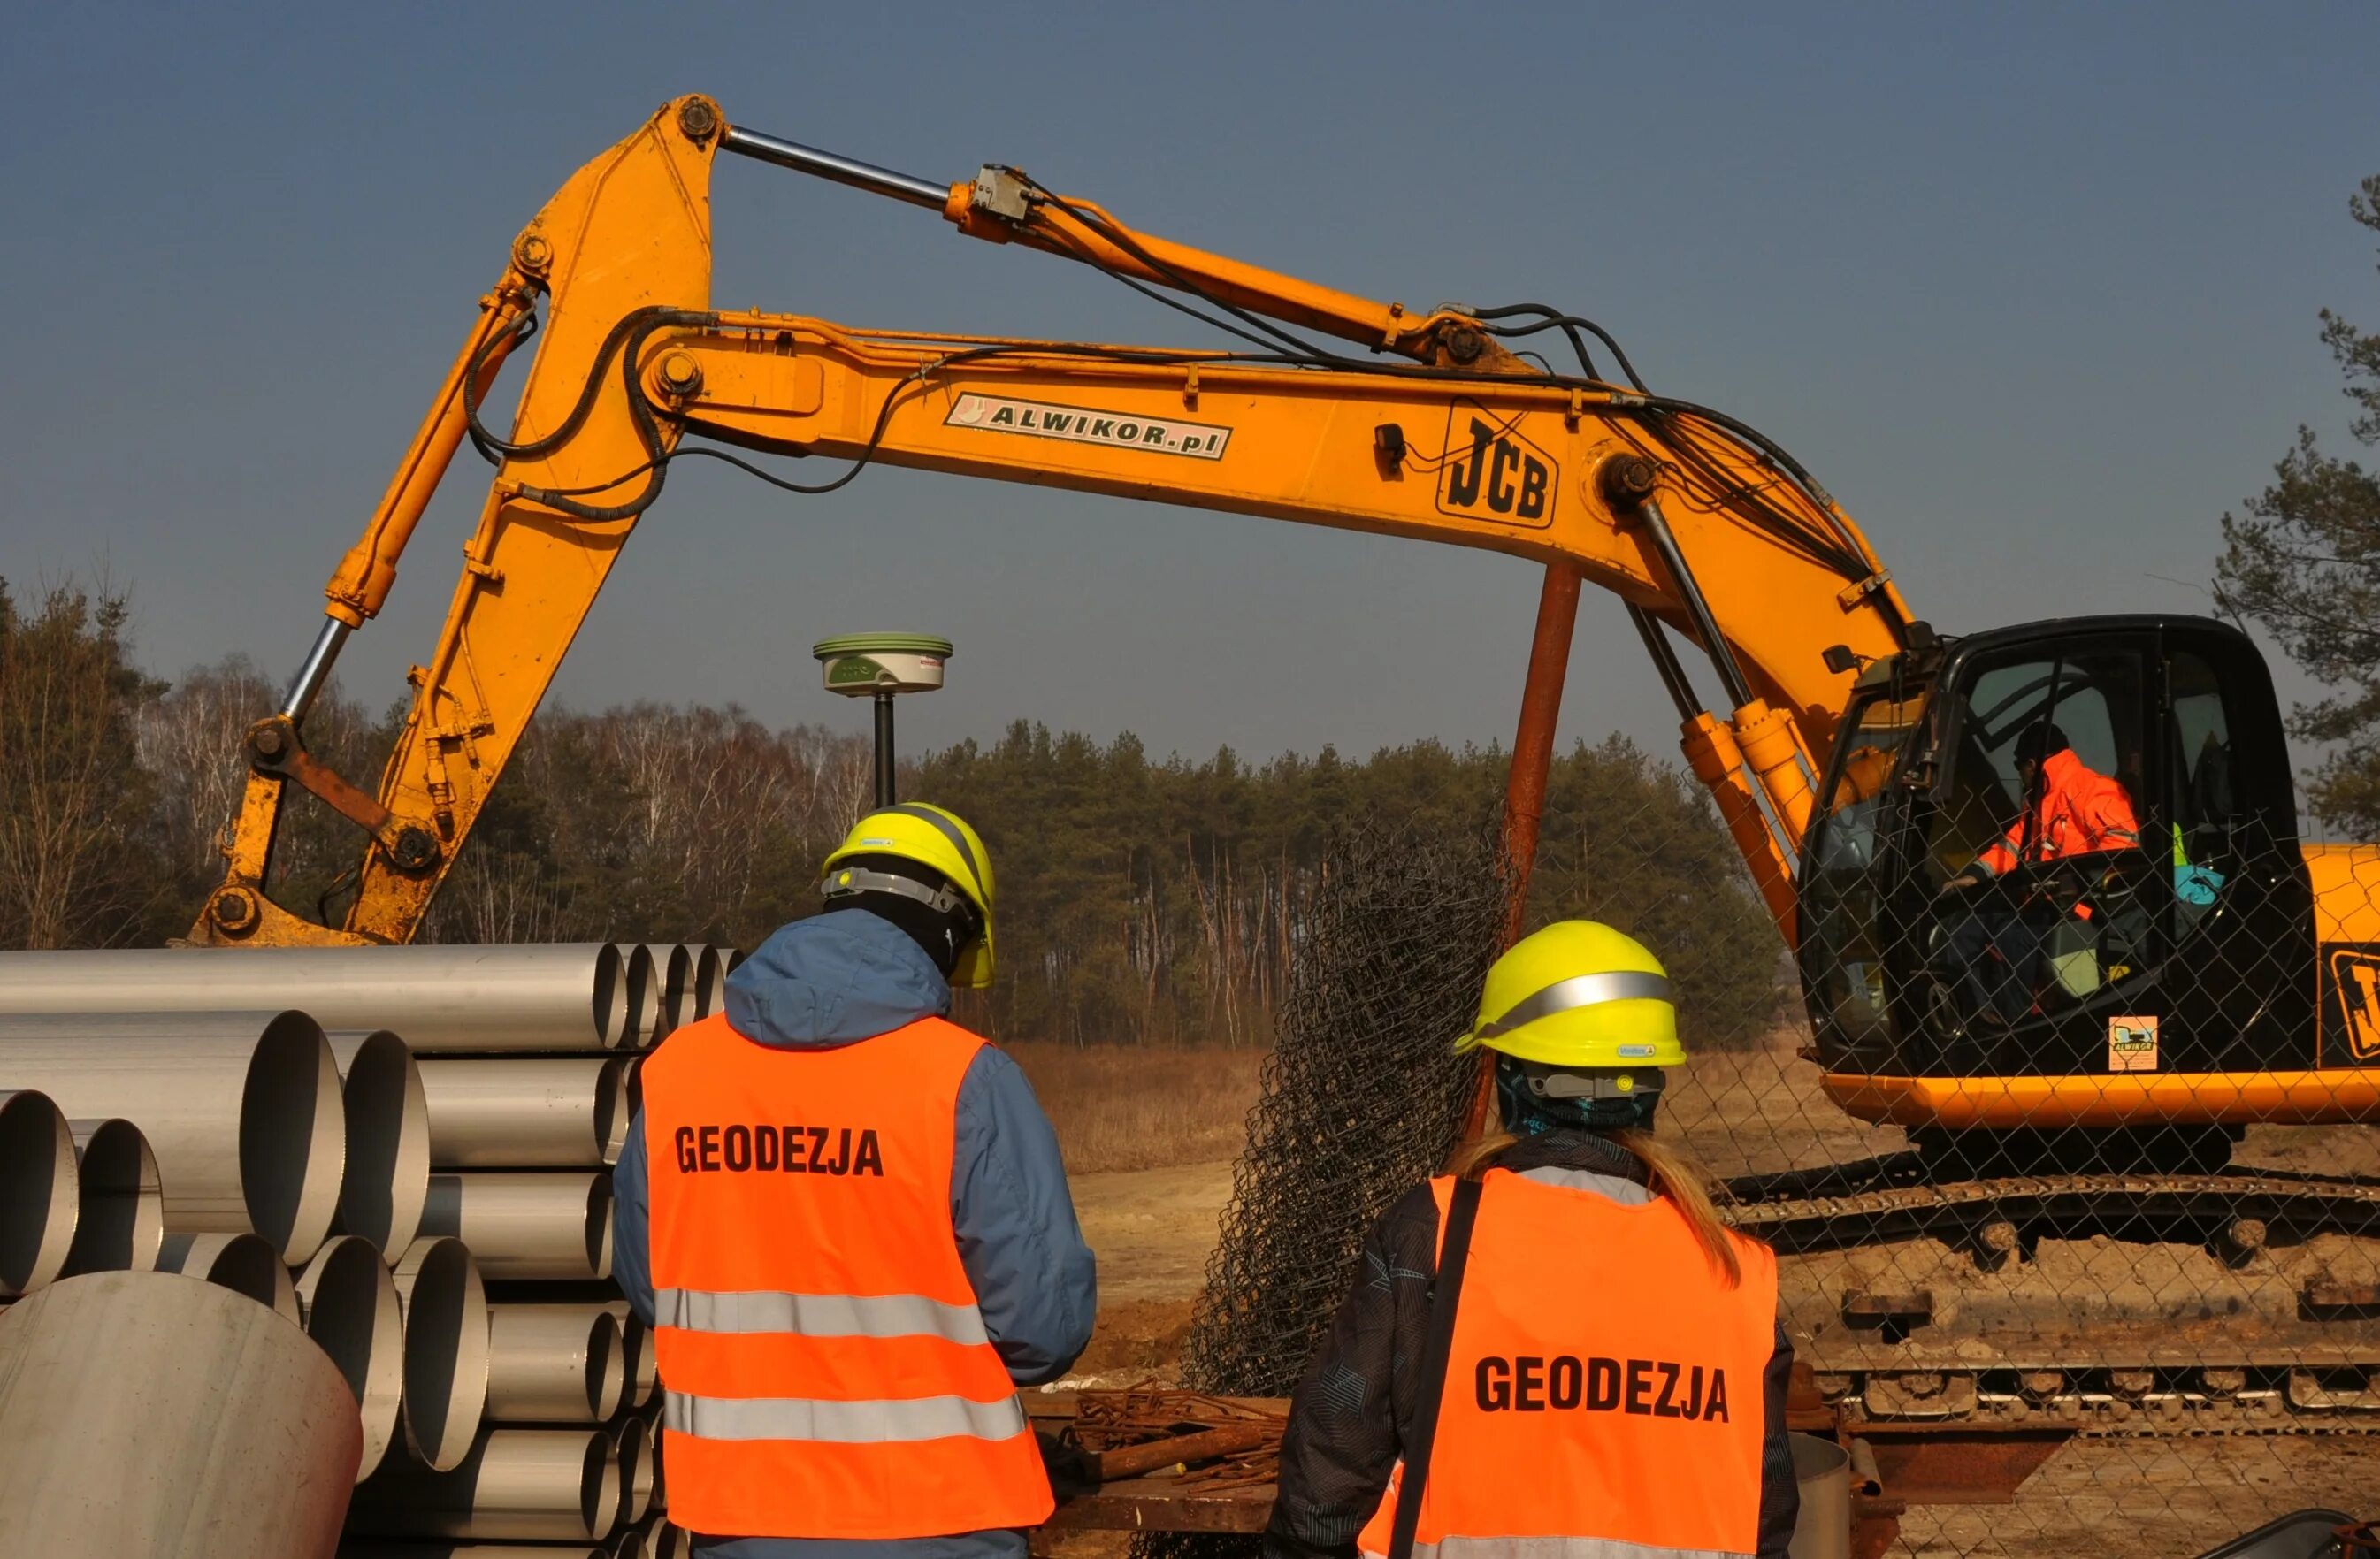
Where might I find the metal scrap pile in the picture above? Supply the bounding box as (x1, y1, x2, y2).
(0, 940, 731, 1559)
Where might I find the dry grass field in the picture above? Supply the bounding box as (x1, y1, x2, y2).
(1006, 1042, 1267, 1175)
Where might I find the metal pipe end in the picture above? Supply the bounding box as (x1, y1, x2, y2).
(159, 1230, 301, 1323)
(593, 942, 628, 1049)
(591, 1310, 627, 1423)
(0, 1090, 78, 1297)
(64, 1117, 162, 1277)
(585, 1174, 615, 1281)
(692, 945, 726, 1020)
(583, 1428, 624, 1544)
(646, 944, 692, 1041)
(596, 1058, 631, 1165)
(390, 1235, 489, 1473)
(241, 1011, 347, 1264)
(615, 1412, 654, 1526)
(296, 1234, 405, 1479)
(329, 1030, 431, 1257)
(620, 945, 655, 1051)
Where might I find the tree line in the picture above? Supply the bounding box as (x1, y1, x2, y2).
(0, 590, 1783, 1046)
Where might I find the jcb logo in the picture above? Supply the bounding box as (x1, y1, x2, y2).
(2333, 948, 2380, 1063)
(1436, 406, 1557, 528)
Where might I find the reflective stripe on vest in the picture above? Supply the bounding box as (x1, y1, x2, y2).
(1355, 1171, 1778, 1559)
(640, 1013, 1052, 1541)
(1400, 1540, 1746, 1559)
(663, 1387, 1029, 1443)
(654, 1287, 991, 1345)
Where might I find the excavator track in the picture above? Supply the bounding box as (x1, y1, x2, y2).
(1720, 1154, 2380, 1432)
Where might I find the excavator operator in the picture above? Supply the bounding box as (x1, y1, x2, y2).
(1937, 722, 2143, 1028)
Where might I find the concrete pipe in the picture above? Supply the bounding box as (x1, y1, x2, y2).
(643, 944, 691, 1043)
(348, 1427, 621, 1543)
(0, 1271, 359, 1554)
(341, 1547, 602, 1559)
(329, 1031, 432, 1257)
(611, 1525, 655, 1559)
(0, 944, 633, 1051)
(0, 1090, 77, 1297)
(647, 1521, 687, 1559)
(615, 1414, 654, 1527)
(422, 1173, 612, 1281)
(485, 1304, 625, 1423)
(391, 1236, 490, 1474)
(296, 1235, 406, 1480)
(160, 1231, 302, 1324)
(64, 1117, 163, 1276)
(691, 945, 727, 1020)
(418, 1058, 630, 1169)
(0, 1011, 343, 1263)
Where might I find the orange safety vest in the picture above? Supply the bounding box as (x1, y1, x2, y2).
(639, 1012, 1052, 1540)
(1356, 1170, 1778, 1559)
(1975, 748, 2141, 878)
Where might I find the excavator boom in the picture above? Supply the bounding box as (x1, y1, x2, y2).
(195, 95, 1909, 951)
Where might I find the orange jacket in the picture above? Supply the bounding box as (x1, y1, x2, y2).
(1975, 748, 2140, 878)
(639, 1013, 1053, 1540)
(1354, 1171, 1779, 1559)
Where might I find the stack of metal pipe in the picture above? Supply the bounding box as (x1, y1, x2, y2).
(0, 939, 726, 1555)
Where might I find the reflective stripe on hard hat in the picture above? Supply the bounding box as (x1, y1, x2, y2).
(654, 1287, 991, 1346)
(883, 803, 988, 899)
(664, 1388, 1029, 1444)
(1470, 971, 1674, 1044)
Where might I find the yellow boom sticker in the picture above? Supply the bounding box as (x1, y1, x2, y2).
(944, 394, 1232, 460)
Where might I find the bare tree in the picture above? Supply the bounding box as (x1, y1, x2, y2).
(0, 582, 171, 948)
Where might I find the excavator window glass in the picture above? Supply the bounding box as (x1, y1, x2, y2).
(1925, 643, 2158, 1035)
(2166, 649, 2238, 929)
(1801, 684, 1929, 1058)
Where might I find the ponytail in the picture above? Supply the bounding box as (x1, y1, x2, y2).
(1449, 1112, 1747, 1288)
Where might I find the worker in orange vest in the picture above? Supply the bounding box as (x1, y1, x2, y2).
(1263, 921, 1799, 1559)
(612, 803, 1097, 1559)
(1938, 722, 2143, 1028)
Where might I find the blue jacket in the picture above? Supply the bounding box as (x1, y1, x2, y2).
(613, 909, 1098, 1559)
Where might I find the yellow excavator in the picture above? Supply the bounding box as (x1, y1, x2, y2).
(195, 95, 2380, 1179)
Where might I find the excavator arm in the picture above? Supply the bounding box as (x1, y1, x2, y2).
(194, 96, 1913, 948)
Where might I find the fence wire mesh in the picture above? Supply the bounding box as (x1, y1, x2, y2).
(1137, 822, 1504, 1559)
(1144, 681, 2380, 1557)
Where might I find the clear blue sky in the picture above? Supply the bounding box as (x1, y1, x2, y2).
(4, 2, 2375, 767)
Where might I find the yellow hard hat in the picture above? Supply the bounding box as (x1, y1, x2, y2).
(1455, 920, 1683, 1068)
(822, 803, 997, 989)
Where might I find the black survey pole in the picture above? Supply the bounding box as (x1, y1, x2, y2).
(874, 692, 898, 807)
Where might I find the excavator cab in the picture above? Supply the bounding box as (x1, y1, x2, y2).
(1798, 615, 2316, 1120)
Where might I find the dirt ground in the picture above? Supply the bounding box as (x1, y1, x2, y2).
(1041, 1036, 2380, 1556)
